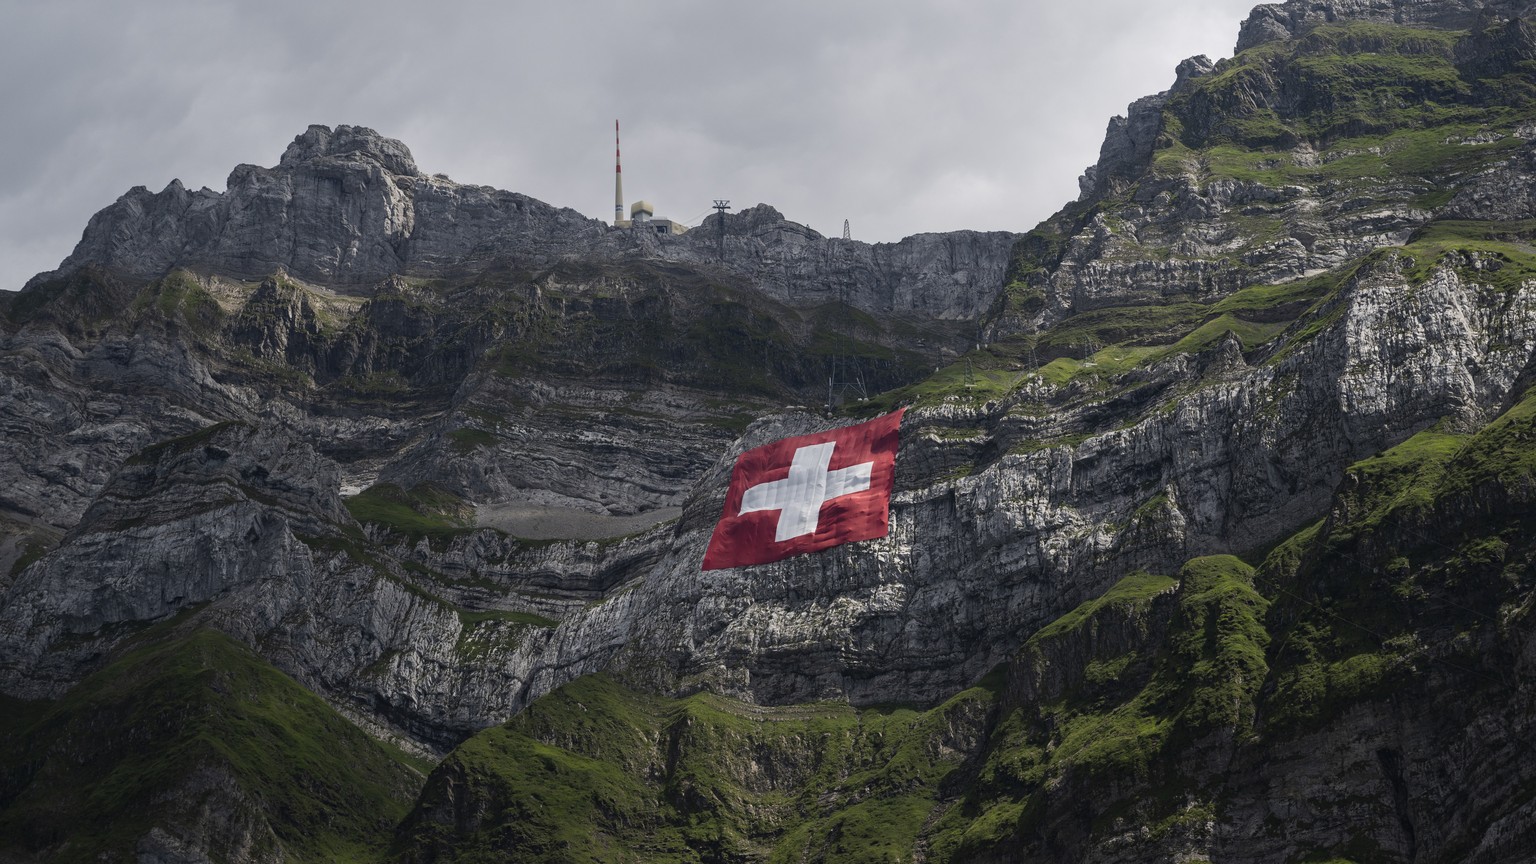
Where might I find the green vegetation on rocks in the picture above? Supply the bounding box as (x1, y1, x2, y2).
(123, 420, 252, 467)
(0, 627, 422, 863)
(1257, 391, 1536, 736)
(1166, 21, 1510, 151)
(447, 426, 498, 454)
(344, 482, 476, 543)
(398, 672, 1002, 864)
(129, 270, 226, 336)
(1397, 220, 1536, 291)
(878, 263, 1347, 407)
(396, 561, 1276, 862)
(886, 216, 1536, 409)
(1030, 570, 1177, 642)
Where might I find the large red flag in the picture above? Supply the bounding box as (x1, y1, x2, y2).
(702, 408, 905, 570)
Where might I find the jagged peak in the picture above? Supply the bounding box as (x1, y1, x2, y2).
(1076, 91, 1169, 201)
(729, 203, 787, 231)
(277, 123, 419, 177)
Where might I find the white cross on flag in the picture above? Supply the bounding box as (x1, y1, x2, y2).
(702, 408, 905, 570)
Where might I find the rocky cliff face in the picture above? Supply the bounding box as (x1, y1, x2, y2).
(693, 204, 1019, 320)
(5, 0, 1536, 861)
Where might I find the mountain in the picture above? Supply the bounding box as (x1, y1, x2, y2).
(4, 0, 1536, 860)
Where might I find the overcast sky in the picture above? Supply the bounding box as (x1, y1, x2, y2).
(0, 0, 1260, 292)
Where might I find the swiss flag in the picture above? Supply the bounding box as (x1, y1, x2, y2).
(702, 408, 905, 570)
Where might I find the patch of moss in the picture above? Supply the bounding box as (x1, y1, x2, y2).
(1169, 313, 1291, 355)
(953, 555, 1282, 859)
(1264, 619, 1405, 731)
(1254, 388, 1536, 740)
(453, 608, 556, 660)
(1032, 571, 1178, 643)
(129, 270, 225, 336)
(1395, 221, 1536, 292)
(457, 607, 558, 629)
(1166, 20, 1494, 155)
(1327, 428, 1469, 545)
(1442, 386, 1536, 494)
(447, 427, 498, 455)
(1007, 432, 1091, 456)
(334, 370, 413, 397)
(123, 420, 250, 466)
(6, 538, 51, 580)
(1161, 556, 1270, 735)
(343, 483, 475, 544)
(1036, 301, 1205, 356)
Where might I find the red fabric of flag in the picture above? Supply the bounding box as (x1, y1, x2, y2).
(701, 408, 905, 570)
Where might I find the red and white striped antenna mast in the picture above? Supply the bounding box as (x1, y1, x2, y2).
(614, 120, 624, 226)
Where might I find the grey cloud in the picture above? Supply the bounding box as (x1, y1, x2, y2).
(0, 0, 1257, 291)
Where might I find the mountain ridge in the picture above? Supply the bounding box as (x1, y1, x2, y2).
(24, 123, 1017, 327)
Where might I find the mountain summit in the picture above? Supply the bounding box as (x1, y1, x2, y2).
(45, 122, 599, 286)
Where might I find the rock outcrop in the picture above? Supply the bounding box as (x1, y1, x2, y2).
(45, 124, 603, 286)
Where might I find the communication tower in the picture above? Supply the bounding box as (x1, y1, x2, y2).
(712, 200, 730, 259)
(614, 120, 624, 226)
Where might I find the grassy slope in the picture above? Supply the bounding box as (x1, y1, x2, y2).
(344, 482, 478, 544)
(398, 670, 1004, 864)
(870, 221, 1536, 414)
(1258, 389, 1536, 737)
(0, 627, 425, 863)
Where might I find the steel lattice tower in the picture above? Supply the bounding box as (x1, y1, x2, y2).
(712, 200, 730, 259)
